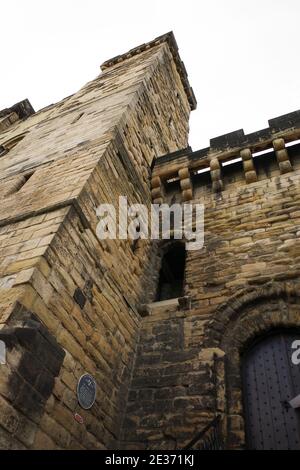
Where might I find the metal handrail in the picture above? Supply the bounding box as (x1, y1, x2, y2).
(182, 415, 224, 450)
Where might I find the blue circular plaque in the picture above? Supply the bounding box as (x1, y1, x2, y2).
(77, 374, 97, 409)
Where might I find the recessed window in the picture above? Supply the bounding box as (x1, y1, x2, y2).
(8, 172, 35, 195)
(71, 112, 84, 124)
(0, 145, 7, 157)
(156, 242, 186, 301)
(0, 133, 27, 157)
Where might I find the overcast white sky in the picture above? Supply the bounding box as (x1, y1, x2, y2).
(1, 0, 299, 150)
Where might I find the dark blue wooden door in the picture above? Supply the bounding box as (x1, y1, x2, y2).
(242, 332, 300, 450)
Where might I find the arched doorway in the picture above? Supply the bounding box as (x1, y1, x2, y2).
(242, 331, 300, 450)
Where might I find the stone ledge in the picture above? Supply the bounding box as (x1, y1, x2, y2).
(140, 296, 191, 316)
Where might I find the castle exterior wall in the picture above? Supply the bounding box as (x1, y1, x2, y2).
(1, 32, 300, 451)
(0, 34, 191, 449)
(121, 124, 300, 449)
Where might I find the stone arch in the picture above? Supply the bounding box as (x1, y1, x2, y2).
(203, 281, 300, 449)
(205, 281, 300, 348)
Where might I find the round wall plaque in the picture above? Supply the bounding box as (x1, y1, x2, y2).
(77, 374, 97, 409)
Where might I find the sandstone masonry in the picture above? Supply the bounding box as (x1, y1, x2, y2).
(0, 32, 300, 450)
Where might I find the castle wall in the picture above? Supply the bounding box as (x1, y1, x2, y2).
(121, 126, 300, 449)
(1, 31, 300, 451)
(0, 35, 192, 449)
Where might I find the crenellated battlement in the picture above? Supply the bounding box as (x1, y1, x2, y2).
(152, 109, 300, 203)
(0, 99, 35, 134)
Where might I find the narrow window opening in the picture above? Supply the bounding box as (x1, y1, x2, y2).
(156, 242, 186, 301)
(4, 133, 27, 151)
(71, 112, 84, 124)
(0, 133, 27, 158)
(14, 172, 34, 193)
(0, 145, 7, 157)
(23, 172, 34, 184)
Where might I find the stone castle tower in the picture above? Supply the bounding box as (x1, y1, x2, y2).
(0, 32, 300, 450)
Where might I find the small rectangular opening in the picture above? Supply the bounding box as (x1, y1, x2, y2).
(14, 172, 34, 193)
(287, 142, 300, 168)
(286, 139, 300, 148)
(166, 176, 180, 184)
(222, 157, 242, 167)
(165, 176, 181, 194)
(192, 167, 211, 189)
(254, 149, 277, 179)
(252, 147, 274, 158)
(0, 145, 7, 157)
(71, 112, 84, 124)
(194, 167, 210, 175)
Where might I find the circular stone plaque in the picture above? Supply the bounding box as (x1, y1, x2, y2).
(77, 374, 97, 410)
